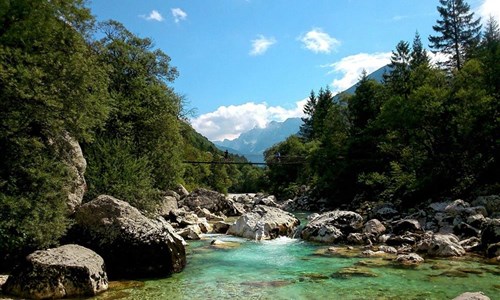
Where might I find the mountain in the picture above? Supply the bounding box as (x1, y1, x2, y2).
(334, 65, 390, 100)
(212, 66, 390, 163)
(214, 117, 303, 163)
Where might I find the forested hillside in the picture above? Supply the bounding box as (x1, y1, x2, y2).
(265, 1, 499, 207)
(0, 0, 263, 259)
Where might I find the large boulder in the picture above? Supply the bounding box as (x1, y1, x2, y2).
(179, 188, 245, 216)
(418, 233, 465, 257)
(71, 195, 186, 279)
(481, 219, 500, 257)
(156, 191, 179, 216)
(363, 219, 386, 236)
(301, 210, 363, 243)
(227, 205, 299, 240)
(3, 244, 107, 299)
(393, 219, 422, 235)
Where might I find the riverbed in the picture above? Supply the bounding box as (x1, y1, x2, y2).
(89, 233, 499, 300)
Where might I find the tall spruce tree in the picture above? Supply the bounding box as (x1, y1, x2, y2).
(428, 0, 481, 70)
(299, 90, 317, 140)
(385, 41, 412, 98)
(411, 31, 430, 69)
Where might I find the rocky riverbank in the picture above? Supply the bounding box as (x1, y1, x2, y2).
(1, 186, 498, 299)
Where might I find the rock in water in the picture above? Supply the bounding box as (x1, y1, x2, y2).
(419, 233, 465, 257)
(301, 210, 363, 243)
(3, 244, 107, 299)
(227, 205, 300, 240)
(71, 195, 186, 279)
(452, 292, 491, 300)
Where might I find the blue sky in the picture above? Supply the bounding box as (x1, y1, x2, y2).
(89, 0, 499, 141)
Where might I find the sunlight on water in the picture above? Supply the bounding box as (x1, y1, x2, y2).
(92, 234, 500, 300)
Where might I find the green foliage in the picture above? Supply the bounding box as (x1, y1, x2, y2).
(264, 135, 310, 198)
(0, 0, 109, 255)
(0, 142, 70, 253)
(83, 137, 160, 211)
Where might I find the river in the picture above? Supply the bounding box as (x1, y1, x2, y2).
(89, 233, 499, 300)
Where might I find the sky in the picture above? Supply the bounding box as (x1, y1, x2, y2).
(89, 0, 500, 141)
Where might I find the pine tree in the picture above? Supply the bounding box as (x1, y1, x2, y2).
(428, 0, 481, 70)
(299, 90, 317, 140)
(482, 15, 500, 46)
(385, 41, 411, 98)
(411, 31, 430, 69)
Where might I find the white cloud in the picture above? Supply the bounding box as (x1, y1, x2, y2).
(145, 10, 164, 22)
(477, 0, 500, 23)
(250, 35, 277, 56)
(171, 8, 188, 23)
(324, 52, 391, 94)
(191, 100, 306, 141)
(299, 28, 341, 54)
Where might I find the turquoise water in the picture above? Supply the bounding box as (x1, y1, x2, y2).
(92, 234, 500, 300)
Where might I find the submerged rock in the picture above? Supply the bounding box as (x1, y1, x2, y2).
(331, 266, 378, 278)
(227, 205, 299, 240)
(3, 244, 107, 299)
(210, 239, 241, 249)
(71, 195, 186, 279)
(452, 291, 491, 300)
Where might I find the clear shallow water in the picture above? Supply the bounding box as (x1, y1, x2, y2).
(91, 234, 500, 300)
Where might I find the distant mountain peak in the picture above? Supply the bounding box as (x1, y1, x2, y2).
(214, 117, 303, 163)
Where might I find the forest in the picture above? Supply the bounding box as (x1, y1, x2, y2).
(0, 0, 498, 262)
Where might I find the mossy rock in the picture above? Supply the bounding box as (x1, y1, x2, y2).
(331, 266, 378, 279)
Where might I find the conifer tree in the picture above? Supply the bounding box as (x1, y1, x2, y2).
(428, 0, 481, 70)
(411, 31, 430, 69)
(385, 41, 411, 98)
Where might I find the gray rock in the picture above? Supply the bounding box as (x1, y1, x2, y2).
(156, 192, 178, 216)
(177, 225, 202, 240)
(419, 233, 465, 257)
(175, 184, 189, 198)
(472, 195, 500, 217)
(444, 199, 470, 216)
(301, 210, 363, 243)
(212, 221, 231, 234)
(481, 219, 500, 257)
(3, 244, 107, 299)
(227, 205, 299, 240)
(460, 236, 481, 251)
(194, 207, 225, 221)
(452, 292, 491, 300)
(179, 188, 245, 216)
(363, 219, 386, 235)
(379, 245, 398, 254)
(486, 242, 500, 258)
(49, 132, 87, 215)
(393, 219, 422, 234)
(373, 205, 399, 220)
(395, 253, 424, 266)
(71, 195, 186, 279)
(347, 233, 370, 245)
